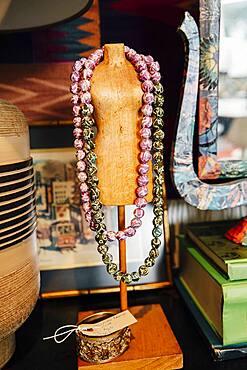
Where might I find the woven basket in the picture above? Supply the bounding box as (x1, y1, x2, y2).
(0, 100, 39, 368)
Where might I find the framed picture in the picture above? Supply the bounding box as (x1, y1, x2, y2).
(32, 148, 171, 297)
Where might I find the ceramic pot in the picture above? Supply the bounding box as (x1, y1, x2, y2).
(0, 100, 39, 369)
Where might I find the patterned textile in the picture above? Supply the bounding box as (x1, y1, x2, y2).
(0, 1, 100, 124)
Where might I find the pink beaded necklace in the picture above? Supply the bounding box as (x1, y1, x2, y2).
(71, 46, 161, 242)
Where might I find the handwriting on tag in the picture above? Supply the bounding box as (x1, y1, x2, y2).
(78, 310, 137, 336)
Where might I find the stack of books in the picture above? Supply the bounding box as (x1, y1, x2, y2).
(175, 219, 247, 360)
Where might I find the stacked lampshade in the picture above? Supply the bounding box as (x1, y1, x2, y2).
(0, 100, 40, 368)
(0, 158, 36, 249)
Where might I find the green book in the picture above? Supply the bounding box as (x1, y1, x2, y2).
(186, 220, 247, 280)
(180, 240, 247, 346)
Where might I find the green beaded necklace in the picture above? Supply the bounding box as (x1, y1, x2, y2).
(81, 82, 165, 284)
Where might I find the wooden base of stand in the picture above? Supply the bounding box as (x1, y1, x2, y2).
(78, 304, 183, 370)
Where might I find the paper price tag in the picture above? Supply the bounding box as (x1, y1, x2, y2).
(78, 310, 137, 336)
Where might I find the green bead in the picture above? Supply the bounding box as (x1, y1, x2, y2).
(113, 271, 123, 281)
(149, 247, 159, 259)
(153, 205, 163, 217)
(95, 223, 107, 232)
(90, 187, 100, 201)
(153, 129, 165, 141)
(107, 263, 118, 275)
(144, 257, 155, 267)
(97, 245, 108, 254)
(95, 233, 107, 245)
(91, 200, 102, 211)
(153, 215, 163, 227)
(83, 117, 95, 127)
(102, 253, 113, 264)
(153, 107, 164, 118)
(152, 227, 162, 238)
(83, 128, 95, 139)
(88, 175, 99, 185)
(131, 271, 140, 282)
(154, 83, 164, 94)
(153, 198, 163, 207)
(154, 94, 164, 106)
(153, 141, 164, 151)
(81, 106, 92, 116)
(87, 165, 97, 176)
(138, 265, 149, 276)
(151, 238, 161, 249)
(121, 273, 132, 284)
(153, 152, 163, 162)
(153, 118, 164, 129)
(93, 210, 104, 222)
(86, 152, 97, 163)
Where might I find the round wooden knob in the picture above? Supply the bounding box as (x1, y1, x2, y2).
(91, 43, 153, 206)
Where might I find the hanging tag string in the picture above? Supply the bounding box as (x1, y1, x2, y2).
(43, 324, 100, 344)
(43, 325, 78, 344)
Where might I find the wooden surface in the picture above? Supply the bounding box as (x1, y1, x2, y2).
(78, 304, 183, 369)
(91, 43, 153, 205)
(118, 205, 128, 311)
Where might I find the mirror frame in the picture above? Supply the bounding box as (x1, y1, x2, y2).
(171, 11, 247, 210)
(198, 0, 247, 180)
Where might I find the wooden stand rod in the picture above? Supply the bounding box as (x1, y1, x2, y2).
(118, 205, 128, 311)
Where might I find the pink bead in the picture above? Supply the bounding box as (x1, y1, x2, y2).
(136, 186, 148, 198)
(151, 71, 161, 84)
(134, 208, 145, 218)
(134, 197, 147, 208)
(135, 60, 147, 72)
(131, 218, 142, 228)
(80, 57, 87, 65)
(85, 59, 96, 70)
(77, 150, 86, 160)
(80, 80, 90, 92)
(81, 192, 90, 203)
(90, 221, 97, 231)
(139, 151, 152, 163)
(72, 105, 81, 116)
(88, 52, 101, 63)
(141, 80, 153, 92)
(124, 227, 136, 237)
(73, 128, 82, 138)
(137, 175, 149, 186)
(126, 48, 137, 60)
(139, 70, 151, 81)
(77, 160, 86, 171)
(132, 54, 142, 64)
(80, 92, 91, 104)
(142, 116, 152, 128)
(73, 117, 82, 126)
(83, 68, 93, 79)
(78, 172, 87, 182)
(141, 104, 152, 116)
(106, 231, 116, 241)
(73, 60, 83, 71)
(74, 139, 83, 149)
(70, 83, 80, 94)
(144, 55, 154, 65)
(71, 95, 80, 104)
(149, 61, 160, 72)
(85, 211, 92, 223)
(140, 138, 152, 151)
(94, 48, 103, 58)
(143, 93, 154, 104)
(138, 163, 149, 175)
(70, 72, 80, 82)
(140, 128, 151, 138)
(124, 45, 130, 53)
(80, 183, 88, 193)
(82, 202, 91, 213)
(116, 231, 127, 240)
